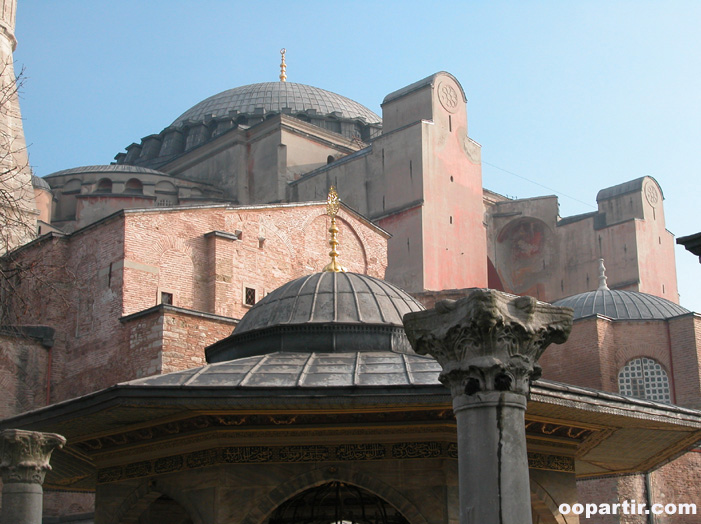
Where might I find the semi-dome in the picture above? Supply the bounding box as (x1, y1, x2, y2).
(206, 272, 424, 363)
(553, 288, 689, 321)
(173, 82, 381, 126)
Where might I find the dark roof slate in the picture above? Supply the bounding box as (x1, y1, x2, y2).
(124, 351, 442, 388)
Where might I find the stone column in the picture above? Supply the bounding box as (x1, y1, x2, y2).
(404, 290, 572, 524)
(0, 429, 66, 524)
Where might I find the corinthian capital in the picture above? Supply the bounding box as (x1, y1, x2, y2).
(0, 429, 66, 484)
(404, 289, 573, 397)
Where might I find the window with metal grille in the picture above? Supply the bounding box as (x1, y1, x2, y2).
(618, 357, 671, 403)
(244, 287, 256, 306)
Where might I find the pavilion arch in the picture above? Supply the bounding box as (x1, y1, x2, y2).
(240, 467, 430, 524)
(110, 478, 201, 524)
(530, 478, 567, 524)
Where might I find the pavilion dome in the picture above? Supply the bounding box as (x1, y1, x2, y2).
(205, 272, 424, 363)
(553, 288, 689, 321)
(173, 82, 381, 126)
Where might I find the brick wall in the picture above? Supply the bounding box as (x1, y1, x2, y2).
(5, 203, 388, 404)
(650, 451, 701, 524)
(122, 204, 387, 321)
(539, 316, 606, 390)
(578, 452, 701, 524)
(668, 314, 701, 409)
(0, 332, 48, 417)
(161, 308, 237, 373)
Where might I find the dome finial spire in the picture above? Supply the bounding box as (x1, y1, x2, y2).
(597, 258, 609, 290)
(279, 48, 287, 82)
(323, 186, 346, 273)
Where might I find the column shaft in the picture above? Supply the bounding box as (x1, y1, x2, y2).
(1, 483, 44, 524)
(454, 392, 531, 524)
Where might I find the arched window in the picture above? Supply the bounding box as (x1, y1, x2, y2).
(155, 181, 178, 207)
(95, 178, 112, 193)
(124, 178, 143, 194)
(618, 357, 671, 403)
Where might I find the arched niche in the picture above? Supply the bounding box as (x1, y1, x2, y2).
(495, 217, 557, 295)
(95, 178, 113, 194)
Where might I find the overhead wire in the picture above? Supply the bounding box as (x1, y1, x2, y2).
(483, 160, 597, 209)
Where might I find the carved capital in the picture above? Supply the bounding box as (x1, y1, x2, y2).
(0, 429, 66, 484)
(404, 289, 573, 397)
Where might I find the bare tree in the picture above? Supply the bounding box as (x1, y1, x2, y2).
(0, 60, 36, 256)
(0, 61, 70, 329)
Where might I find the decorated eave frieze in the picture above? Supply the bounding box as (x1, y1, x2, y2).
(95, 442, 575, 485)
(75, 410, 456, 454)
(71, 410, 600, 457)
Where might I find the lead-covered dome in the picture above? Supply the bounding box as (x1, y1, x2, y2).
(553, 289, 689, 321)
(173, 82, 381, 126)
(206, 272, 424, 363)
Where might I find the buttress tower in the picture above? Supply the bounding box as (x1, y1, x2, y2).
(0, 0, 36, 254)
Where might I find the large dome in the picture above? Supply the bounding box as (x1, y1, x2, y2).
(553, 289, 689, 321)
(206, 272, 424, 362)
(173, 82, 381, 125)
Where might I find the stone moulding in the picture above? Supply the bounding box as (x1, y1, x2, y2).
(403, 289, 573, 397)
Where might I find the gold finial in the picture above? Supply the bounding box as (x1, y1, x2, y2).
(323, 186, 346, 273)
(279, 48, 287, 82)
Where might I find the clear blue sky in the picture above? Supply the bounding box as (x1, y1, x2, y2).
(13, 1, 701, 311)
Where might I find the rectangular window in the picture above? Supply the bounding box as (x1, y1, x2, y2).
(244, 287, 256, 306)
(161, 292, 173, 305)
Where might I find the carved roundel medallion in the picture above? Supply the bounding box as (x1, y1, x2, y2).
(644, 180, 659, 207)
(437, 82, 459, 113)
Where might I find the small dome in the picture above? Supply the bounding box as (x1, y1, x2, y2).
(173, 82, 381, 126)
(32, 175, 51, 191)
(553, 289, 689, 321)
(206, 272, 424, 362)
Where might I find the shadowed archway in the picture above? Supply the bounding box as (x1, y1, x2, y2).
(241, 468, 430, 524)
(267, 481, 409, 524)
